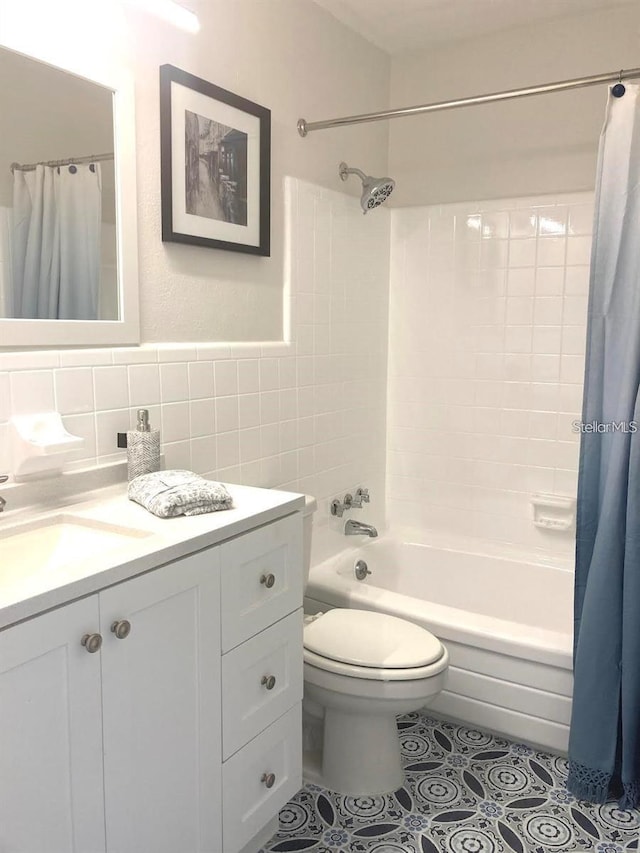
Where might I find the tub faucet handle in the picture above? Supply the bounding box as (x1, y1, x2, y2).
(331, 494, 353, 517)
(352, 487, 370, 508)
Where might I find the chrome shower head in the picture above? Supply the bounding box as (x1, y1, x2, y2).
(339, 161, 395, 214)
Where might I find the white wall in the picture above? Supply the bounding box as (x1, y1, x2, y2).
(0, 48, 115, 215)
(388, 5, 640, 206)
(0, 0, 390, 343)
(1, 1, 626, 570)
(387, 191, 592, 561)
(132, 0, 390, 342)
(0, 0, 391, 563)
(0, 180, 390, 565)
(383, 7, 638, 563)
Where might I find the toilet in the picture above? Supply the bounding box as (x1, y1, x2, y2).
(301, 496, 449, 795)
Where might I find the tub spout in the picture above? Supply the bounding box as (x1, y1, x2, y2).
(345, 519, 378, 538)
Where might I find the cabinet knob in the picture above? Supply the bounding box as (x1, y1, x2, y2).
(261, 772, 276, 789)
(261, 674, 276, 690)
(81, 633, 103, 653)
(260, 573, 276, 589)
(110, 620, 131, 640)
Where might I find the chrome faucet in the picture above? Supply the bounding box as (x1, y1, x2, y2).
(0, 475, 8, 512)
(351, 487, 370, 508)
(344, 519, 378, 538)
(331, 486, 371, 517)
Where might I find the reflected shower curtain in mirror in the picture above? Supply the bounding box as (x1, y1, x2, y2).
(568, 83, 640, 808)
(0, 207, 12, 317)
(11, 163, 101, 320)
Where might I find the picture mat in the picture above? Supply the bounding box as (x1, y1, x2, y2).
(170, 80, 260, 246)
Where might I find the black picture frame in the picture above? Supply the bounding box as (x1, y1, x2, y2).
(160, 64, 270, 256)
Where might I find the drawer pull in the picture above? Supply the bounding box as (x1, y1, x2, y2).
(110, 620, 131, 640)
(81, 633, 102, 654)
(261, 772, 276, 788)
(261, 674, 276, 690)
(260, 573, 276, 589)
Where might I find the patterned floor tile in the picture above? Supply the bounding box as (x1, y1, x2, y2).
(259, 713, 640, 853)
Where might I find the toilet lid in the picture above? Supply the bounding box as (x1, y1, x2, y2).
(303, 609, 443, 669)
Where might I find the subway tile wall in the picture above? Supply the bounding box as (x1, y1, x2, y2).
(387, 192, 593, 560)
(0, 179, 390, 565)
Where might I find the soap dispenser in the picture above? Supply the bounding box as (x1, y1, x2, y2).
(126, 409, 160, 481)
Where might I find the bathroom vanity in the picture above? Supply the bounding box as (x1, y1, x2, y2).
(0, 484, 305, 853)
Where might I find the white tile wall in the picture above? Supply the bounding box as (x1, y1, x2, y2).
(0, 179, 390, 565)
(387, 192, 593, 560)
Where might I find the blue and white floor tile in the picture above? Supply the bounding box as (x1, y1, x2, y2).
(259, 713, 640, 853)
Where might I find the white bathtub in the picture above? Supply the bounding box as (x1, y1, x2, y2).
(305, 536, 574, 754)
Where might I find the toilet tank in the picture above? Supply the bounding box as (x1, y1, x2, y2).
(302, 494, 317, 587)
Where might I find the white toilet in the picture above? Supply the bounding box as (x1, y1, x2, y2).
(301, 496, 449, 795)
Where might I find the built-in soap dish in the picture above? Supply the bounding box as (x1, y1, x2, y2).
(531, 493, 576, 532)
(11, 412, 84, 481)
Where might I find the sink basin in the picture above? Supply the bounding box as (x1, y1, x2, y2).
(0, 514, 152, 580)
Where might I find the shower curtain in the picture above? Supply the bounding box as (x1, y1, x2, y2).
(568, 83, 640, 809)
(0, 207, 13, 318)
(12, 162, 102, 320)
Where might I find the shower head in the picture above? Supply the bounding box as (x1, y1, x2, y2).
(339, 161, 395, 214)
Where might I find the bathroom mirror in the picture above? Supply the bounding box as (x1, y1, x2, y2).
(0, 42, 139, 347)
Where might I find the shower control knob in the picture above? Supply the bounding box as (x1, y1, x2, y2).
(260, 573, 276, 588)
(354, 560, 371, 581)
(81, 633, 103, 654)
(261, 675, 276, 690)
(261, 772, 276, 789)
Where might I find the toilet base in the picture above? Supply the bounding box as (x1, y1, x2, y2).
(322, 708, 404, 795)
(303, 697, 406, 795)
(302, 653, 449, 795)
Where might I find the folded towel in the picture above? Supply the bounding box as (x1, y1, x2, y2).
(128, 470, 233, 518)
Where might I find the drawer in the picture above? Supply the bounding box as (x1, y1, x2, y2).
(222, 704, 302, 853)
(222, 610, 303, 760)
(220, 514, 303, 652)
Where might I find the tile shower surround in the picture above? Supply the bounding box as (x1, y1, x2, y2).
(387, 192, 593, 559)
(1, 186, 592, 563)
(0, 179, 390, 566)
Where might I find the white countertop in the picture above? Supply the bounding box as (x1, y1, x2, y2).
(0, 482, 305, 630)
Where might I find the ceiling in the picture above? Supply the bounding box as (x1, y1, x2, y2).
(313, 0, 637, 55)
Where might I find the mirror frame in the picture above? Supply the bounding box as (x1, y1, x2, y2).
(0, 37, 139, 348)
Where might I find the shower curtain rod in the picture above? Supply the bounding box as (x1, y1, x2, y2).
(297, 66, 640, 136)
(10, 152, 114, 172)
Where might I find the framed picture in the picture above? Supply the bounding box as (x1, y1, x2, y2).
(160, 64, 270, 256)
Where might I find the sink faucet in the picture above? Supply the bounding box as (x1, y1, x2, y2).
(344, 519, 378, 538)
(0, 475, 8, 512)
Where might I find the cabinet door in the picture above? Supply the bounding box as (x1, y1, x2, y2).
(0, 597, 105, 853)
(100, 548, 221, 853)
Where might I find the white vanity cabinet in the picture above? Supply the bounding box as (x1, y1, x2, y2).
(219, 513, 304, 851)
(0, 596, 106, 853)
(0, 508, 304, 853)
(99, 548, 222, 853)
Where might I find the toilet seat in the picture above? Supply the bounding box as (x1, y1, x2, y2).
(304, 646, 448, 681)
(303, 609, 447, 681)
